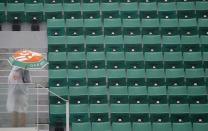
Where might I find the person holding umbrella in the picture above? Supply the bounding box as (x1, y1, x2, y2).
(7, 50, 48, 127)
(7, 66, 31, 127)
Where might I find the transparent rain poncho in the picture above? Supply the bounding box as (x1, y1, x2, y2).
(6, 66, 31, 113)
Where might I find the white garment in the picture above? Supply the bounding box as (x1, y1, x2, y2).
(6, 67, 31, 113)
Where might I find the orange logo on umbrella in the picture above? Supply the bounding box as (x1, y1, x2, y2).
(13, 50, 44, 63)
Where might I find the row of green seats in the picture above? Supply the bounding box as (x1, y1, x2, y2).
(47, 18, 208, 29)
(2, 0, 208, 11)
(50, 103, 208, 122)
(1, 2, 208, 23)
(70, 121, 208, 131)
(49, 85, 208, 104)
(49, 78, 208, 87)
(48, 52, 208, 62)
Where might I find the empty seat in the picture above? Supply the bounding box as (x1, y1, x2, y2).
(109, 86, 128, 104)
(89, 86, 107, 104)
(173, 122, 192, 131)
(82, 0, 100, 12)
(50, 104, 66, 125)
(152, 122, 172, 131)
(112, 122, 132, 131)
(7, 3, 25, 22)
(177, 0, 195, 11)
(72, 122, 91, 131)
(111, 104, 130, 122)
(25, 2, 44, 22)
(69, 86, 88, 104)
(120, 0, 138, 12)
(139, 0, 157, 12)
(129, 86, 148, 104)
(92, 122, 111, 131)
(70, 104, 89, 122)
(90, 104, 109, 122)
(133, 122, 151, 131)
(101, 0, 119, 12)
(193, 123, 208, 131)
(49, 69, 67, 87)
(45, 3, 63, 19)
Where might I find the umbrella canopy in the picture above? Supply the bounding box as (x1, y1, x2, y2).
(8, 50, 48, 69)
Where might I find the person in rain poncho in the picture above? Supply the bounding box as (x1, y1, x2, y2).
(6, 66, 31, 127)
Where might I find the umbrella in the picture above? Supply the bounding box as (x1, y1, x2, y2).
(8, 50, 48, 69)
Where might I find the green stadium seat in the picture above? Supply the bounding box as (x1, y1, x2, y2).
(90, 104, 109, 122)
(179, 18, 197, 28)
(45, 3, 63, 19)
(92, 122, 111, 131)
(50, 86, 68, 98)
(139, 0, 157, 12)
(107, 69, 126, 80)
(176, 0, 195, 11)
(45, 0, 62, 3)
(68, 51, 85, 61)
(129, 86, 148, 104)
(69, 86, 88, 104)
(193, 123, 208, 131)
(196, 1, 208, 11)
(82, 0, 100, 12)
(87, 69, 106, 86)
(112, 122, 132, 131)
(66, 35, 84, 47)
(24, 0, 44, 3)
(143, 35, 161, 45)
(111, 104, 130, 122)
(7, 3, 25, 22)
(68, 69, 86, 87)
(49, 69, 67, 87)
(126, 51, 143, 62)
(50, 104, 66, 125)
(109, 86, 128, 104)
(70, 104, 89, 122)
(199, 18, 208, 28)
(87, 59, 105, 69)
(173, 122, 192, 131)
(122, 12, 140, 27)
(141, 17, 159, 28)
(72, 122, 91, 131)
(170, 104, 189, 115)
(66, 18, 83, 28)
(168, 86, 188, 104)
(160, 12, 178, 28)
(187, 86, 207, 97)
(47, 19, 65, 36)
(63, 1, 81, 19)
(148, 86, 167, 96)
(133, 122, 152, 131)
(190, 104, 208, 114)
(89, 86, 108, 104)
(130, 104, 149, 121)
(185, 66, 205, 78)
(152, 122, 172, 131)
(144, 52, 163, 61)
(120, 0, 138, 12)
(150, 104, 169, 114)
(104, 17, 122, 28)
(127, 69, 145, 80)
(146, 69, 165, 79)
(84, 12, 102, 28)
(158, 0, 176, 12)
(101, 0, 119, 12)
(166, 68, 185, 78)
